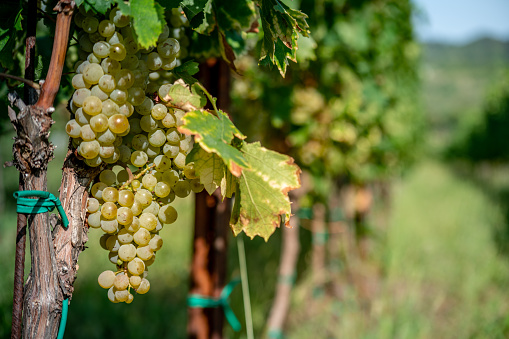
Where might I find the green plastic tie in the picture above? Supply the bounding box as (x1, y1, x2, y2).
(312, 231, 329, 245)
(268, 329, 285, 339)
(57, 298, 68, 339)
(187, 278, 242, 331)
(13, 190, 69, 228)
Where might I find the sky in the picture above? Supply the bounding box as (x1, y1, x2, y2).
(412, 0, 509, 44)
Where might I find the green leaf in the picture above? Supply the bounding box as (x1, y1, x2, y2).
(257, 0, 310, 76)
(164, 81, 204, 110)
(214, 0, 256, 31)
(181, 0, 209, 21)
(172, 60, 200, 84)
(0, 4, 22, 69)
(192, 0, 215, 34)
(155, 0, 182, 9)
(188, 147, 227, 195)
(131, 0, 165, 48)
(113, 0, 131, 14)
(230, 142, 301, 240)
(180, 109, 248, 176)
(75, 0, 113, 14)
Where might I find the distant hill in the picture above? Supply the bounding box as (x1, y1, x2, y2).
(421, 37, 509, 150)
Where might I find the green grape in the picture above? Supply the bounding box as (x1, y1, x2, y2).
(163, 143, 179, 158)
(80, 124, 96, 141)
(108, 252, 120, 265)
(115, 289, 129, 302)
(135, 189, 152, 206)
(74, 11, 86, 28)
(126, 293, 134, 304)
(78, 36, 93, 54)
(129, 275, 141, 288)
(98, 20, 115, 37)
(118, 190, 134, 207)
(101, 218, 119, 234)
(173, 152, 186, 169)
(180, 138, 193, 154)
(75, 108, 91, 126)
(154, 182, 170, 198)
(89, 32, 104, 44)
(93, 41, 111, 58)
(126, 216, 141, 233)
(109, 88, 128, 104)
(72, 88, 91, 107)
(120, 54, 139, 70)
(127, 87, 145, 106)
(76, 60, 91, 73)
(147, 129, 166, 148)
(65, 120, 81, 138)
(143, 201, 159, 216)
(97, 129, 116, 145)
(131, 150, 149, 167)
(110, 8, 130, 27)
(87, 211, 101, 228)
(133, 70, 148, 89)
(82, 16, 99, 34)
(107, 286, 118, 302)
(87, 53, 102, 64)
(131, 179, 141, 190)
(154, 155, 172, 172)
(108, 114, 129, 134)
(157, 38, 180, 57)
(109, 43, 127, 61)
(107, 31, 124, 45)
(85, 155, 103, 167)
(102, 100, 120, 117)
(158, 191, 175, 205)
(149, 234, 163, 251)
(141, 173, 157, 191)
(101, 57, 121, 74)
(173, 179, 191, 198)
(106, 235, 120, 252)
(129, 118, 142, 134)
(183, 163, 198, 179)
(136, 278, 150, 294)
(190, 179, 204, 193)
(158, 205, 177, 224)
(140, 115, 157, 132)
(91, 182, 107, 199)
(132, 134, 149, 151)
(101, 201, 118, 219)
(90, 114, 109, 132)
(151, 104, 167, 120)
(162, 169, 179, 186)
(79, 140, 101, 159)
(117, 206, 134, 225)
(98, 75, 116, 92)
(87, 197, 100, 213)
(174, 110, 185, 127)
(146, 145, 160, 158)
(72, 74, 90, 89)
(82, 63, 104, 84)
(157, 25, 170, 43)
(135, 97, 153, 116)
(116, 169, 129, 185)
(161, 57, 177, 71)
(118, 244, 136, 261)
(139, 212, 157, 231)
(102, 187, 118, 202)
(158, 84, 172, 101)
(136, 245, 153, 260)
(82, 95, 102, 115)
(102, 147, 121, 164)
(148, 71, 160, 82)
(146, 52, 162, 71)
(90, 85, 109, 101)
(165, 128, 181, 145)
(118, 145, 132, 163)
(127, 257, 145, 276)
(119, 102, 134, 117)
(99, 145, 115, 159)
(99, 234, 109, 250)
(133, 228, 151, 246)
(124, 36, 139, 54)
(98, 270, 115, 289)
(115, 69, 134, 90)
(99, 169, 117, 185)
(114, 272, 129, 290)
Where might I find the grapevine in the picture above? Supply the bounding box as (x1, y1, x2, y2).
(67, 5, 204, 303)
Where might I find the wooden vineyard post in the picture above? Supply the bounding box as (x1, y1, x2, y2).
(188, 59, 232, 339)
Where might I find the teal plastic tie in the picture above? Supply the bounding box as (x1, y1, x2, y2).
(268, 329, 285, 339)
(188, 278, 242, 331)
(312, 231, 329, 245)
(278, 274, 296, 286)
(57, 298, 68, 339)
(13, 190, 69, 228)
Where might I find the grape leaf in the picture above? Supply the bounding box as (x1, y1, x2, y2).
(257, 0, 310, 77)
(180, 0, 209, 21)
(0, 5, 22, 69)
(179, 109, 248, 176)
(193, 0, 215, 34)
(172, 61, 200, 84)
(155, 0, 181, 9)
(75, 0, 113, 14)
(230, 141, 301, 240)
(188, 146, 227, 195)
(131, 0, 165, 48)
(163, 81, 204, 110)
(214, 0, 256, 31)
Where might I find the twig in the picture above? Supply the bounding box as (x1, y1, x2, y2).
(37, 7, 56, 23)
(0, 73, 41, 90)
(119, 164, 156, 190)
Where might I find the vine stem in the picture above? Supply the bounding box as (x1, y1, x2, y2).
(119, 164, 155, 190)
(0, 73, 41, 89)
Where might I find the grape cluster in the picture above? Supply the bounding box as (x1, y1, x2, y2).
(70, 6, 202, 303)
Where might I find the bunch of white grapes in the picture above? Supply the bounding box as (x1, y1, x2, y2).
(69, 5, 203, 303)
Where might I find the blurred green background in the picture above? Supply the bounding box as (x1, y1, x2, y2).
(1, 0, 509, 338)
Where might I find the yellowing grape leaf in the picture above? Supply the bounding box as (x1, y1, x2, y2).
(164, 81, 206, 111)
(180, 109, 248, 176)
(187, 147, 230, 195)
(230, 142, 301, 240)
